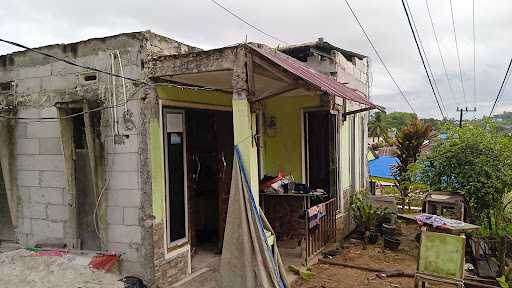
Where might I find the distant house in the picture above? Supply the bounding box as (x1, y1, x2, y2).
(0, 33, 381, 286)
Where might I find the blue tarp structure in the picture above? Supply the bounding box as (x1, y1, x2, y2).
(368, 156, 399, 182)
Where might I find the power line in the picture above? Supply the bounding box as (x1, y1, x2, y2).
(208, 0, 288, 45)
(404, 0, 447, 117)
(449, 0, 468, 106)
(343, 0, 416, 114)
(489, 58, 512, 117)
(0, 38, 219, 91)
(425, 0, 459, 108)
(401, 0, 446, 119)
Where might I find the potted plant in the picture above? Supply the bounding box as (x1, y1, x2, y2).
(351, 191, 392, 248)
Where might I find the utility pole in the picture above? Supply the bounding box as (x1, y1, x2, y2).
(456, 107, 477, 128)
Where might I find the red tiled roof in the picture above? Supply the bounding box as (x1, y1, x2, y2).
(248, 44, 378, 108)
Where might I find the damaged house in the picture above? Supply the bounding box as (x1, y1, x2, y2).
(0, 31, 381, 286)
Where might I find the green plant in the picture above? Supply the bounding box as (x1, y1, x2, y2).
(350, 191, 392, 247)
(497, 266, 512, 288)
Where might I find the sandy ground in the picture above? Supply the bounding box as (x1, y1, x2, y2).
(293, 223, 421, 288)
(0, 249, 124, 288)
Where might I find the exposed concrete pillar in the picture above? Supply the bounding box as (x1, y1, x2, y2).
(231, 46, 259, 203)
(0, 116, 17, 225)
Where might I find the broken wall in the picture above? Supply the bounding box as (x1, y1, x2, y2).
(0, 31, 199, 282)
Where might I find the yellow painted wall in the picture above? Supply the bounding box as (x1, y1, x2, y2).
(156, 85, 232, 106)
(262, 95, 321, 182)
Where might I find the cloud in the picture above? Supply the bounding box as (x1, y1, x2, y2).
(1, 0, 511, 118)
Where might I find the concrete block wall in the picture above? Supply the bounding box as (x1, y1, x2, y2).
(15, 107, 68, 245)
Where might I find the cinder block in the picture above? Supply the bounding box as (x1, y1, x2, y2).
(107, 206, 123, 224)
(47, 205, 68, 221)
(108, 225, 141, 244)
(108, 153, 139, 172)
(30, 187, 63, 204)
(107, 242, 139, 260)
(123, 207, 139, 225)
(20, 218, 32, 234)
(33, 155, 65, 171)
(39, 138, 63, 155)
(31, 219, 64, 238)
(18, 186, 30, 202)
(16, 138, 39, 155)
(29, 203, 47, 219)
(16, 78, 42, 96)
(16, 65, 52, 79)
(26, 121, 61, 138)
(17, 108, 40, 119)
(107, 189, 141, 207)
(40, 107, 58, 118)
(105, 134, 139, 153)
(40, 171, 66, 188)
(16, 123, 28, 139)
(17, 170, 40, 187)
(109, 171, 139, 190)
(41, 74, 77, 91)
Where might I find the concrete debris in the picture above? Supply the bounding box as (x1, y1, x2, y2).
(0, 249, 123, 288)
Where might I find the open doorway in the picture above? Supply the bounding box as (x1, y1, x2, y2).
(304, 110, 338, 198)
(0, 167, 15, 242)
(163, 108, 233, 272)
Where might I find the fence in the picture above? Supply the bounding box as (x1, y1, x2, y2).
(305, 198, 336, 265)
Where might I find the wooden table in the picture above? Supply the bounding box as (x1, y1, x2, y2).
(398, 213, 480, 236)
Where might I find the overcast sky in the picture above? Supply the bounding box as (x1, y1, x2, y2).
(1, 0, 511, 119)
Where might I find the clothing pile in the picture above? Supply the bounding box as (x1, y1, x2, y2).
(415, 214, 465, 228)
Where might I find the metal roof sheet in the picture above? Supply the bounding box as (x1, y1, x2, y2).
(248, 44, 377, 108)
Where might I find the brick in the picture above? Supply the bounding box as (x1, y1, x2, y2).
(31, 219, 64, 238)
(40, 171, 66, 188)
(17, 170, 39, 186)
(47, 205, 68, 221)
(26, 122, 61, 138)
(108, 153, 139, 172)
(108, 225, 141, 244)
(29, 203, 47, 219)
(17, 138, 39, 154)
(107, 189, 140, 207)
(39, 138, 63, 155)
(30, 187, 63, 204)
(123, 207, 139, 225)
(107, 206, 123, 224)
(109, 171, 139, 190)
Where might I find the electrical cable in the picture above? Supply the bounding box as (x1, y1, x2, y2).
(401, 0, 446, 119)
(425, 0, 459, 108)
(489, 58, 512, 117)
(208, 0, 288, 45)
(404, 0, 447, 116)
(343, 0, 416, 114)
(449, 0, 468, 106)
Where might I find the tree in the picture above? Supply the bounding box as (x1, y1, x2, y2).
(394, 120, 432, 178)
(385, 112, 418, 131)
(368, 111, 389, 142)
(415, 122, 512, 226)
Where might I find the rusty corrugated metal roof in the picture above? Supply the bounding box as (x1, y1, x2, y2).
(248, 44, 377, 108)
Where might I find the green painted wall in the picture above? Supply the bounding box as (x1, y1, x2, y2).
(150, 118, 165, 223)
(262, 95, 320, 182)
(156, 85, 232, 106)
(341, 117, 352, 190)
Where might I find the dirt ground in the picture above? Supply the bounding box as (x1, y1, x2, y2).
(294, 223, 420, 288)
(0, 249, 123, 288)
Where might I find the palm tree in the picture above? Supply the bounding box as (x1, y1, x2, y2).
(368, 112, 389, 142)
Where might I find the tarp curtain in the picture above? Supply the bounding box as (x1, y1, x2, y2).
(219, 148, 289, 288)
